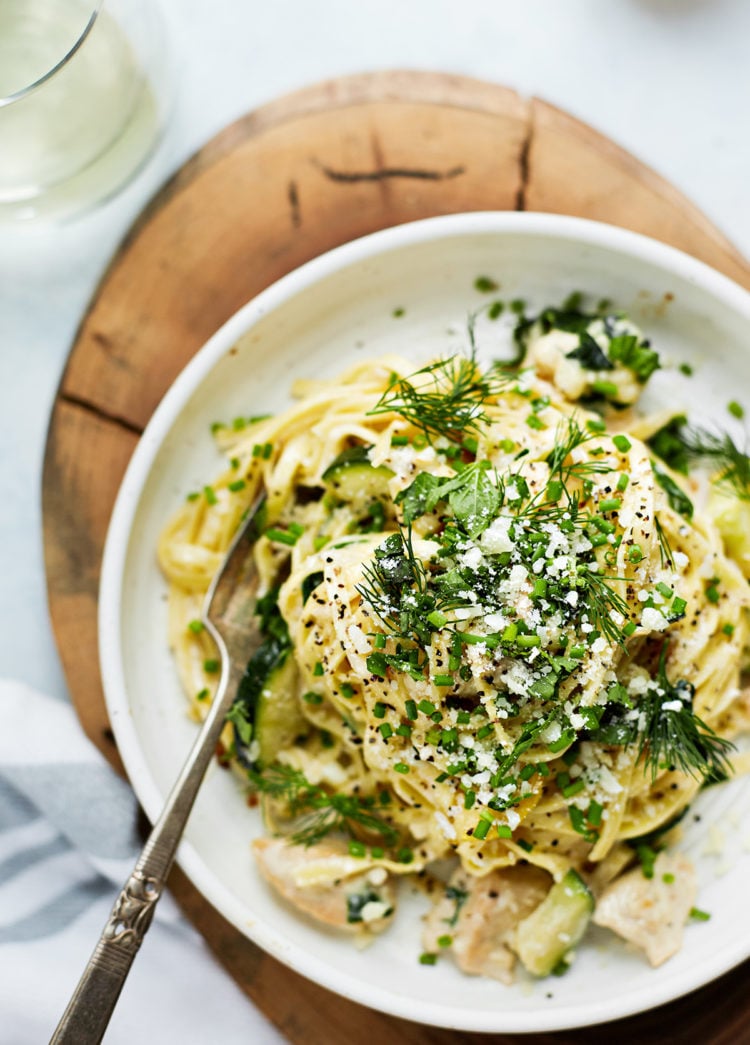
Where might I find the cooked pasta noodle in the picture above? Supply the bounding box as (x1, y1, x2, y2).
(158, 299, 750, 978)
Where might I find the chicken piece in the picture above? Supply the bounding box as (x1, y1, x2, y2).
(592, 851, 697, 966)
(253, 837, 395, 932)
(423, 866, 549, 983)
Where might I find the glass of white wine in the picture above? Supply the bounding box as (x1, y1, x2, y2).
(0, 0, 172, 222)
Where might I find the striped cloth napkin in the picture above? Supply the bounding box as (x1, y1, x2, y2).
(0, 680, 285, 1044)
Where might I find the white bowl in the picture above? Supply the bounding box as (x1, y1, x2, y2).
(99, 212, 750, 1032)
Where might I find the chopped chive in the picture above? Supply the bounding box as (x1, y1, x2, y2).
(394, 762, 410, 774)
(203, 485, 218, 505)
(371, 846, 384, 859)
(186, 491, 200, 502)
(510, 297, 526, 314)
(586, 419, 606, 434)
(599, 497, 622, 513)
(196, 688, 209, 702)
(488, 300, 504, 320)
(405, 699, 417, 720)
(526, 414, 546, 431)
(656, 582, 674, 599)
(348, 840, 366, 857)
(340, 683, 355, 699)
(437, 934, 453, 948)
(473, 818, 491, 840)
(548, 729, 575, 753)
(728, 401, 744, 420)
(613, 434, 632, 453)
(476, 723, 494, 740)
(628, 544, 643, 563)
(463, 790, 476, 810)
(723, 623, 735, 636)
(562, 780, 585, 798)
(617, 472, 630, 492)
(593, 380, 619, 397)
(516, 634, 540, 649)
(689, 907, 711, 922)
(373, 633, 386, 650)
(313, 535, 330, 551)
(662, 872, 676, 884)
(211, 421, 225, 434)
(418, 699, 435, 715)
(230, 456, 240, 469)
(462, 436, 479, 455)
(313, 661, 324, 677)
(187, 619, 204, 634)
(228, 479, 246, 492)
(265, 527, 298, 546)
(379, 723, 393, 740)
(373, 702, 386, 719)
(303, 691, 323, 705)
(262, 442, 273, 459)
(587, 799, 603, 826)
(419, 952, 437, 965)
(502, 622, 518, 643)
(671, 596, 687, 616)
(427, 610, 448, 629)
(203, 659, 220, 674)
(547, 479, 563, 502)
(705, 581, 721, 604)
(397, 847, 413, 863)
(391, 434, 409, 446)
(433, 674, 454, 687)
(474, 275, 498, 293)
(496, 824, 513, 839)
(392, 307, 405, 318)
(395, 724, 412, 738)
(623, 620, 638, 637)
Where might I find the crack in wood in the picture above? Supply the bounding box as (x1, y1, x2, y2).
(515, 115, 534, 211)
(59, 391, 144, 436)
(287, 179, 301, 227)
(312, 158, 465, 184)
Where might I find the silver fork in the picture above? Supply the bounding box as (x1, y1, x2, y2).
(51, 497, 267, 1044)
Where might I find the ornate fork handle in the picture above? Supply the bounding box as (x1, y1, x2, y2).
(52, 499, 263, 1043)
(50, 632, 241, 1044)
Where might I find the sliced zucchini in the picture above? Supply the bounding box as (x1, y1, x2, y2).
(230, 588, 307, 769)
(322, 445, 393, 504)
(514, 869, 594, 977)
(254, 653, 308, 767)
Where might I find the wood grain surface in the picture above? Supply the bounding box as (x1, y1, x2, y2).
(42, 70, 750, 1044)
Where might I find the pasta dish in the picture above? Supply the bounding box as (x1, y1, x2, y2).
(158, 294, 750, 981)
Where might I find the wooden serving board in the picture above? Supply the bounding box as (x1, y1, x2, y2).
(43, 71, 750, 1044)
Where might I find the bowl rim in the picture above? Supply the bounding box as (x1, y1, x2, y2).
(98, 210, 750, 1032)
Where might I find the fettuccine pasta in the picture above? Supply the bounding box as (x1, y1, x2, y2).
(158, 296, 750, 980)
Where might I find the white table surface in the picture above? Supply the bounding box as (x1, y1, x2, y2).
(2, 0, 749, 1040)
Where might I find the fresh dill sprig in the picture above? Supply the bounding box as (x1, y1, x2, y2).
(654, 515, 674, 570)
(545, 416, 613, 494)
(368, 343, 505, 444)
(639, 642, 735, 783)
(578, 567, 630, 646)
(648, 417, 750, 501)
(247, 763, 399, 847)
(356, 527, 429, 641)
(682, 427, 750, 500)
